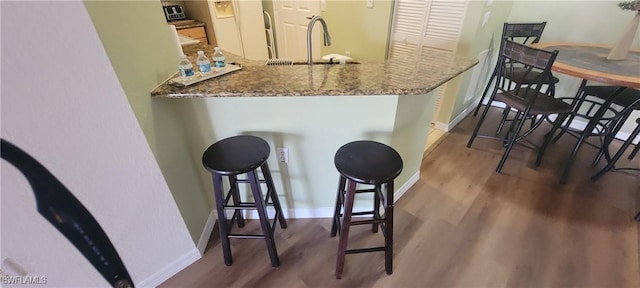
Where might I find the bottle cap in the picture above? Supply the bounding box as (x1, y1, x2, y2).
(214, 47, 221, 51)
(180, 54, 187, 59)
(197, 51, 205, 55)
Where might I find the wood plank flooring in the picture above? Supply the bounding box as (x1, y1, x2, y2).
(160, 110, 640, 288)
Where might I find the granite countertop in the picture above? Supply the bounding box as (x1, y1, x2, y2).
(151, 44, 478, 98)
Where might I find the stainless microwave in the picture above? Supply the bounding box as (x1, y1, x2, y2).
(163, 5, 186, 21)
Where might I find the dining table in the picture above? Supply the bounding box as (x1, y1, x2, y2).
(531, 42, 640, 183)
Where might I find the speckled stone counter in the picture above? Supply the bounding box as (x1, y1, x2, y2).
(150, 44, 478, 98)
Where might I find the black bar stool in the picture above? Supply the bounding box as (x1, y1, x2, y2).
(202, 135, 287, 268)
(330, 140, 403, 279)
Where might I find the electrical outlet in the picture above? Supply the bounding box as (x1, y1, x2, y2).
(367, 0, 374, 8)
(277, 148, 289, 163)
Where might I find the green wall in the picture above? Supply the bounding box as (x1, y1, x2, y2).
(391, 92, 438, 187)
(321, 0, 394, 61)
(195, 95, 399, 212)
(83, 0, 211, 244)
(437, 0, 514, 125)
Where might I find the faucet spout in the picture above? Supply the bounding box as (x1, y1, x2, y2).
(307, 15, 331, 65)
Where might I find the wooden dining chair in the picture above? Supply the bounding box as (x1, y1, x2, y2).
(467, 38, 573, 174)
(473, 22, 559, 118)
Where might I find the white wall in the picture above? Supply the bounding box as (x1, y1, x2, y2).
(1, 1, 197, 287)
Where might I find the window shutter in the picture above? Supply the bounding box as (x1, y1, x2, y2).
(423, 0, 467, 51)
(389, 0, 468, 127)
(389, 0, 467, 53)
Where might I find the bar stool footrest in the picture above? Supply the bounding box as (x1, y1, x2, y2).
(350, 219, 386, 226)
(345, 246, 386, 254)
(228, 233, 267, 239)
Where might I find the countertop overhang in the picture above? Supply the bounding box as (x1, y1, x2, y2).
(151, 44, 478, 98)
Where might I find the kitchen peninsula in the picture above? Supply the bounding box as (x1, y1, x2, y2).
(151, 44, 477, 217)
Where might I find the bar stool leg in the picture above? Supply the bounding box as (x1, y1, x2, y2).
(335, 179, 357, 279)
(331, 176, 346, 237)
(260, 162, 287, 229)
(229, 175, 245, 227)
(384, 181, 394, 275)
(247, 170, 280, 268)
(372, 184, 380, 233)
(212, 173, 233, 266)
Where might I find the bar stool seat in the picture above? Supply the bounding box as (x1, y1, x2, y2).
(331, 140, 403, 279)
(202, 135, 287, 268)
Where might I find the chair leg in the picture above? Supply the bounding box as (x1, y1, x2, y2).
(335, 180, 356, 279)
(592, 110, 632, 166)
(229, 176, 245, 228)
(384, 181, 394, 275)
(212, 173, 233, 266)
(592, 121, 640, 181)
(560, 125, 592, 184)
(502, 111, 523, 145)
(247, 170, 280, 268)
(553, 80, 589, 143)
(473, 68, 498, 116)
(562, 87, 629, 183)
(260, 162, 287, 229)
(331, 176, 346, 237)
(629, 142, 639, 160)
(537, 113, 569, 166)
(497, 111, 528, 173)
(496, 106, 511, 135)
(468, 88, 498, 148)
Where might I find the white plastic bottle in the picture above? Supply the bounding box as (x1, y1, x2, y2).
(196, 50, 211, 74)
(178, 54, 194, 78)
(212, 47, 226, 71)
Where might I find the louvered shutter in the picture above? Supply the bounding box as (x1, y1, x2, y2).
(388, 0, 468, 125)
(423, 0, 466, 51)
(389, 0, 467, 55)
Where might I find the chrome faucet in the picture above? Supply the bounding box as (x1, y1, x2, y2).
(307, 15, 331, 64)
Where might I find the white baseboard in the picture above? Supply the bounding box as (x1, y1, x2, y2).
(393, 171, 420, 202)
(434, 102, 478, 132)
(137, 247, 201, 287)
(196, 210, 216, 255)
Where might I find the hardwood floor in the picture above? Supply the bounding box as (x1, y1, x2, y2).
(160, 110, 640, 288)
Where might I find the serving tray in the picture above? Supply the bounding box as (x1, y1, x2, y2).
(169, 63, 242, 86)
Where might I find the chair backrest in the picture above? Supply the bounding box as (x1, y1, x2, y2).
(496, 38, 559, 101)
(502, 22, 547, 45)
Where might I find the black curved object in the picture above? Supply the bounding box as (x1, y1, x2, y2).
(1, 139, 134, 288)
